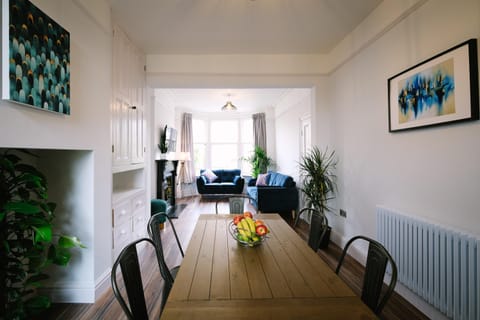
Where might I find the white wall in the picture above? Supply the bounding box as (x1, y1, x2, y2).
(151, 90, 176, 198)
(0, 0, 112, 302)
(274, 89, 311, 180)
(323, 0, 480, 317)
(326, 0, 480, 246)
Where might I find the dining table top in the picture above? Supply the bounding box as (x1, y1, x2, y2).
(160, 213, 377, 319)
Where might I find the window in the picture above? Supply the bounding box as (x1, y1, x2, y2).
(192, 117, 253, 175)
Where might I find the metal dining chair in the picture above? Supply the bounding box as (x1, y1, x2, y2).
(215, 194, 256, 214)
(147, 212, 184, 310)
(335, 235, 398, 315)
(111, 238, 163, 320)
(294, 207, 329, 251)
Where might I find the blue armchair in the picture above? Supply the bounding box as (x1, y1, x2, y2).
(246, 172, 299, 215)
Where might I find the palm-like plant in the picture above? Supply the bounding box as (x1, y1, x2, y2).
(243, 147, 272, 178)
(299, 146, 338, 214)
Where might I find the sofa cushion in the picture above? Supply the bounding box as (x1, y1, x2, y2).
(268, 172, 295, 188)
(202, 169, 218, 183)
(256, 173, 269, 186)
(221, 169, 240, 183)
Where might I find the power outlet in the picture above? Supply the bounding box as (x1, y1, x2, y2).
(339, 209, 347, 218)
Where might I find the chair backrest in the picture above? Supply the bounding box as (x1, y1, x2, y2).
(295, 207, 329, 251)
(147, 212, 184, 310)
(335, 235, 398, 314)
(215, 194, 256, 214)
(111, 238, 156, 320)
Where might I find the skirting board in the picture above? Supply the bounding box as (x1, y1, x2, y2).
(41, 269, 111, 303)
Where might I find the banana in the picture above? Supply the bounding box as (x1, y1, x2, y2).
(239, 219, 251, 239)
(237, 221, 248, 238)
(245, 217, 256, 234)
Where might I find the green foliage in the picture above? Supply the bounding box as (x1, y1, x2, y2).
(158, 125, 168, 153)
(0, 149, 85, 319)
(299, 146, 338, 214)
(243, 147, 273, 178)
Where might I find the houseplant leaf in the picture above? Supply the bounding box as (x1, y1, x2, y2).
(58, 235, 86, 249)
(32, 225, 52, 243)
(4, 201, 41, 214)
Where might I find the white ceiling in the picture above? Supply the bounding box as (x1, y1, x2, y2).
(156, 88, 302, 113)
(111, 0, 382, 55)
(111, 0, 382, 112)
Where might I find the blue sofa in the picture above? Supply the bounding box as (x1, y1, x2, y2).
(196, 169, 245, 195)
(246, 172, 299, 215)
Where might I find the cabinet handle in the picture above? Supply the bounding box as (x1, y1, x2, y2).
(130, 106, 137, 110)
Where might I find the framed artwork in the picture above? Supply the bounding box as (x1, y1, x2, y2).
(388, 39, 478, 132)
(2, 0, 70, 115)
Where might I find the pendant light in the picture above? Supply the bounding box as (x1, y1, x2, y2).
(221, 94, 237, 111)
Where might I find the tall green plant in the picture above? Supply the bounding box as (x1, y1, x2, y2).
(299, 146, 338, 214)
(0, 149, 85, 319)
(158, 125, 168, 153)
(243, 147, 272, 178)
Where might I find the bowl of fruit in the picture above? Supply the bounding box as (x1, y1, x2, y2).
(228, 212, 269, 247)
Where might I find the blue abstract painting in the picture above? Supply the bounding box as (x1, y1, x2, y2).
(397, 59, 455, 123)
(6, 0, 70, 114)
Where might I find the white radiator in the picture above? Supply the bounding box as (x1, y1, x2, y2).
(376, 206, 480, 320)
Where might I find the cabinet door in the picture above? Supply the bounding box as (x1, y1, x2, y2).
(112, 25, 145, 167)
(112, 95, 131, 166)
(130, 105, 145, 164)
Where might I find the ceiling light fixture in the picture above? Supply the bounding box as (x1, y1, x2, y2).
(221, 94, 238, 111)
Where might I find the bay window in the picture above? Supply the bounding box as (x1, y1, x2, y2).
(192, 117, 253, 176)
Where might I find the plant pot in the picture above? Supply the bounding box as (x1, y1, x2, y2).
(308, 213, 331, 251)
(319, 226, 331, 249)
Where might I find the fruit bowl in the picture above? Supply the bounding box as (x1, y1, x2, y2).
(228, 216, 269, 247)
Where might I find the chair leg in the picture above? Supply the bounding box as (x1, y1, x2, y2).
(293, 210, 301, 228)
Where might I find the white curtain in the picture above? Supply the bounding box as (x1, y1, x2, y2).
(253, 112, 267, 151)
(180, 113, 195, 183)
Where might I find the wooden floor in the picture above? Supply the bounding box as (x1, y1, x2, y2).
(43, 196, 429, 320)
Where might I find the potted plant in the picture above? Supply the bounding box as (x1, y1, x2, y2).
(298, 146, 338, 250)
(243, 146, 273, 178)
(158, 125, 168, 154)
(0, 149, 85, 319)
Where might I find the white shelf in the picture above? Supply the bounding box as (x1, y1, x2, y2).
(112, 163, 145, 174)
(112, 188, 144, 204)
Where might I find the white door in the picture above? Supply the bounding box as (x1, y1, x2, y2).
(300, 115, 311, 158)
(299, 115, 311, 211)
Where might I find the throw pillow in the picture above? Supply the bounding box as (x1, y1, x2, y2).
(256, 173, 269, 186)
(202, 169, 218, 183)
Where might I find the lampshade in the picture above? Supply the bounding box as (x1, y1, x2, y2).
(177, 152, 191, 161)
(221, 100, 237, 111)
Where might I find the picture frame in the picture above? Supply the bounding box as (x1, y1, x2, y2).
(388, 39, 478, 132)
(2, 0, 70, 115)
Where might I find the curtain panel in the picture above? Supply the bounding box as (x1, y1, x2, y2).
(253, 112, 266, 151)
(180, 113, 195, 184)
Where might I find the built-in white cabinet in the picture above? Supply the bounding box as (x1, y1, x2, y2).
(112, 189, 147, 259)
(111, 25, 146, 171)
(111, 25, 149, 261)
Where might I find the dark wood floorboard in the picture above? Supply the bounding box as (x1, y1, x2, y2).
(42, 196, 429, 320)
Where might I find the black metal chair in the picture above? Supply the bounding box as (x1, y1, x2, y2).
(111, 238, 162, 320)
(147, 212, 184, 310)
(294, 207, 329, 251)
(215, 194, 256, 214)
(335, 235, 398, 315)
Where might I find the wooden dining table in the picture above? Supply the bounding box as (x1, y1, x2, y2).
(160, 214, 377, 319)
